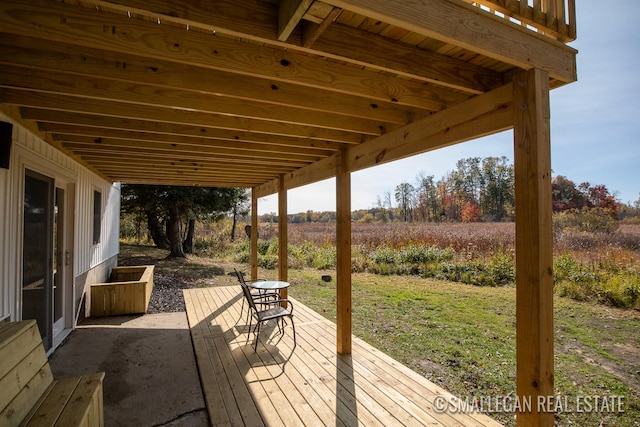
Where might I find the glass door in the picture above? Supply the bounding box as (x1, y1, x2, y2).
(22, 169, 54, 350)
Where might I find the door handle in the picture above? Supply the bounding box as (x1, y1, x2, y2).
(65, 251, 71, 266)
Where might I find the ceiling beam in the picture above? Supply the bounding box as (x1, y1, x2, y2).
(75, 153, 295, 173)
(1, 89, 365, 144)
(21, 108, 343, 151)
(0, 2, 469, 111)
(278, 0, 314, 41)
(52, 131, 327, 162)
(321, 0, 576, 83)
(90, 0, 504, 93)
(255, 82, 514, 198)
(0, 61, 412, 127)
(64, 143, 310, 168)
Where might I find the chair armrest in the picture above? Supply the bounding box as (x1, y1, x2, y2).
(254, 299, 294, 313)
(251, 291, 279, 300)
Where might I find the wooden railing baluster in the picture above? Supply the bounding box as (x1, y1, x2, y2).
(461, 0, 576, 42)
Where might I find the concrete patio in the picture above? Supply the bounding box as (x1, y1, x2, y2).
(48, 312, 209, 427)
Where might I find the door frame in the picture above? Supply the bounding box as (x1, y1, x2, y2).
(17, 151, 76, 352)
(52, 179, 75, 348)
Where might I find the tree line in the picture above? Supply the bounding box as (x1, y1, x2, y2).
(263, 156, 637, 224)
(121, 157, 638, 256)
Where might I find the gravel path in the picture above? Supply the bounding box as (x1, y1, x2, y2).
(147, 273, 190, 313)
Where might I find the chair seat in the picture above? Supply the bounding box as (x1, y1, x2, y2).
(254, 306, 291, 322)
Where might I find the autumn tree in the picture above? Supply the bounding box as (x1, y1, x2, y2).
(461, 201, 482, 222)
(552, 175, 586, 211)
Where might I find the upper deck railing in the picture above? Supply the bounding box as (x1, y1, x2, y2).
(466, 0, 576, 42)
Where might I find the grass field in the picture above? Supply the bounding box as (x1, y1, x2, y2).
(120, 231, 640, 427)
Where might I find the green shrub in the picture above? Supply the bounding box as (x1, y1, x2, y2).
(370, 247, 400, 265)
(486, 250, 515, 285)
(399, 244, 454, 264)
(312, 246, 336, 270)
(553, 208, 619, 234)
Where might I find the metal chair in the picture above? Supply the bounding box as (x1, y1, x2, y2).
(240, 280, 296, 351)
(233, 268, 278, 323)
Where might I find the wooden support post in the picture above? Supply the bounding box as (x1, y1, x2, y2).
(336, 149, 352, 354)
(278, 176, 288, 301)
(513, 68, 554, 427)
(251, 188, 258, 281)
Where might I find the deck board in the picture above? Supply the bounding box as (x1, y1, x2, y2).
(184, 286, 503, 427)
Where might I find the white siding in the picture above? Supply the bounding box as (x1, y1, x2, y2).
(75, 168, 120, 276)
(0, 112, 120, 322)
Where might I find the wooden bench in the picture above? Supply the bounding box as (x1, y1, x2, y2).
(0, 320, 105, 427)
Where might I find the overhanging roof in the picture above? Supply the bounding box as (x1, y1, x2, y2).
(0, 0, 577, 197)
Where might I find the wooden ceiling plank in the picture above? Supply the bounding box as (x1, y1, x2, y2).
(107, 177, 260, 186)
(0, 66, 386, 135)
(92, 0, 501, 93)
(68, 147, 310, 169)
(46, 126, 331, 159)
(54, 133, 327, 162)
(1, 89, 366, 144)
(94, 169, 272, 182)
(84, 157, 290, 172)
(0, 36, 437, 119)
(321, 0, 576, 83)
(21, 108, 345, 151)
(88, 164, 284, 179)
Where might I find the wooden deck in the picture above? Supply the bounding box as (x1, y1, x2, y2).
(184, 286, 503, 427)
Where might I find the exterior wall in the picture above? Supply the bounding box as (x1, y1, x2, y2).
(74, 254, 118, 322)
(0, 112, 120, 325)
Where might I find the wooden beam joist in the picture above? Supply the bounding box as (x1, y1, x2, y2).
(254, 82, 514, 198)
(57, 135, 321, 164)
(1, 89, 366, 144)
(0, 2, 470, 112)
(322, 0, 576, 83)
(278, 0, 314, 41)
(87, 0, 504, 93)
(39, 123, 333, 159)
(20, 108, 344, 152)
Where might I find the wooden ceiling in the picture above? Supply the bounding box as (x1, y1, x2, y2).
(0, 0, 577, 197)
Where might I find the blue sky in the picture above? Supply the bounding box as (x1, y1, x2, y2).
(259, 0, 640, 214)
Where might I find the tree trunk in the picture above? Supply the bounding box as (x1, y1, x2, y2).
(230, 208, 238, 242)
(145, 208, 170, 249)
(182, 218, 195, 254)
(167, 205, 186, 258)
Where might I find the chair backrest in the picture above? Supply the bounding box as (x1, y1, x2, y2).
(234, 269, 249, 288)
(234, 269, 257, 311)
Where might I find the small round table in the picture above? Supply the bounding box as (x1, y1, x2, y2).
(249, 280, 290, 291)
(249, 280, 290, 302)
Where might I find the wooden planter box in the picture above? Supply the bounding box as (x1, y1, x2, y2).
(90, 265, 154, 317)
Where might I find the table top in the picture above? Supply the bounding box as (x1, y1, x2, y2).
(249, 280, 290, 290)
